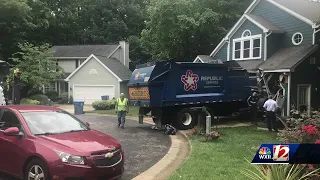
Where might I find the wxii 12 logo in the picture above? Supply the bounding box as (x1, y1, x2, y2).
(258, 145, 290, 162)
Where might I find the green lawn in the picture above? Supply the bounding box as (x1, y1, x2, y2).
(169, 126, 279, 180)
(86, 106, 140, 117)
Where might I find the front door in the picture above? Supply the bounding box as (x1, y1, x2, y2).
(297, 84, 311, 115)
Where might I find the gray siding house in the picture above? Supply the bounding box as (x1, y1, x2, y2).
(194, 0, 320, 116)
(49, 41, 132, 104)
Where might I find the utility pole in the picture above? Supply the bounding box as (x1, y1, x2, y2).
(13, 68, 21, 105)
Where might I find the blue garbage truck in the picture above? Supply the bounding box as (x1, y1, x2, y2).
(127, 60, 252, 130)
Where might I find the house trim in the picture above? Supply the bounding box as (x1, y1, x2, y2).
(51, 57, 88, 59)
(264, 31, 272, 61)
(210, 0, 260, 57)
(65, 54, 122, 82)
(287, 73, 291, 116)
(266, 0, 316, 27)
(118, 82, 121, 98)
(263, 69, 291, 73)
(210, 0, 319, 58)
(244, 14, 269, 33)
(227, 39, 230, 61)
(313, 28, 320, 45)
(232, 34, 262, 61)
(108, 45, 121, 58)
(193, 56, 205, 63)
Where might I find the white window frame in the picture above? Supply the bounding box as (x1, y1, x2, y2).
(292, 32, 303, 46)
(242, 30, 252, 37)
(232, 34, 262, 60)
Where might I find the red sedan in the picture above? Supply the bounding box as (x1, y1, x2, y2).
(0, 105, 124, 180)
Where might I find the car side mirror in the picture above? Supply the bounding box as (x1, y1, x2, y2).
(85, 122, 90, 127)
(3, 127, 23, 136)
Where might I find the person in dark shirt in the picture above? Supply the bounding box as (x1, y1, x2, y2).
(247, 92, 259, 125)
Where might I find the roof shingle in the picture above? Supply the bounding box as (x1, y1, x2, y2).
(246, 14, 286, 33)
(95, 55, 132, 81)
(272, 0, 320, 24)
(258, 45, 318, 71)
(51, 45, 119, 57)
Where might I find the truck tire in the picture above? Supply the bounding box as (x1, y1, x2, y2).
(175, 108, 196, 130)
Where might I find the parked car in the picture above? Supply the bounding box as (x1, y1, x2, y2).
(0, 105, 124, 180)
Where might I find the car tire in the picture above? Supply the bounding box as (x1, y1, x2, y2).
(24, 158, 50, 180)
(174, 108, 197, 130)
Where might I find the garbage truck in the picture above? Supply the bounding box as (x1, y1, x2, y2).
(127, 60, 253, 130)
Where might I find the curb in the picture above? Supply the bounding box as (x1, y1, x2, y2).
(132, 131, 191, 180)
(81, 113, 192, 180)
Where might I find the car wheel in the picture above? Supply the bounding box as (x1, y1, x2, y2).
(24, 158, 50, 180)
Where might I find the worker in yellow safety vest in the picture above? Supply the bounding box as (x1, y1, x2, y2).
(115, 93, 129, 129)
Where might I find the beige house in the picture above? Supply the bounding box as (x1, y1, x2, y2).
(48, 41, 132, 104)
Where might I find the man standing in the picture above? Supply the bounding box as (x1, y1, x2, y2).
(115, 93, 129, 129)
(263, 95, 278, 132)
(247, 92, 259, 125)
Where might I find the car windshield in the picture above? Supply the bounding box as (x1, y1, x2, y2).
(21, 111, 89, 135)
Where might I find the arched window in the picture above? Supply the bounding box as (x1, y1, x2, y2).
(242, 30, 252, 37)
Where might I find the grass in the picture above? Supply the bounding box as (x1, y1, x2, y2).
(85, 106, 140, 117)
(169, 126, 280, 180)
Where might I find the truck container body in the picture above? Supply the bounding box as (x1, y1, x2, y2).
(128, 61, 252, 130)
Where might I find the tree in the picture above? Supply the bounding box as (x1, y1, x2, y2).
(141, 0, 252, 61)
(0, 0, 35, 63)
(10, 43, 63, 90)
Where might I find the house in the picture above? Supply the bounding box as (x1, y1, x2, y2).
(49, 41, 132, 104)
(194, 0, 320, 116)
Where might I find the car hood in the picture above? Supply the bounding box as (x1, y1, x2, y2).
(36, 130, 121, 156)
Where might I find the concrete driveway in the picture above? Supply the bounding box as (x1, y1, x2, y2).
(0, 115, 171, 180)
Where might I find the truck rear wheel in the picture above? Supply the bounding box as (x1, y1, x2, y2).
(175, 108, 196, 130)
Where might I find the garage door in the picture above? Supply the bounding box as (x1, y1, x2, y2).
(73, 85, 115, 104)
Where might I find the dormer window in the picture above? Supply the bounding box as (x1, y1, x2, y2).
(233, 30, 262, 60)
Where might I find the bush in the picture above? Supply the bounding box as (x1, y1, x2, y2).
(92, 100, 116, 110)
(21, 98, 40, 105)
(29, 94, 51, 105)
(56, 92, 69, 104)
(46, 91, 59, 102)
(278, 111, 320, 143)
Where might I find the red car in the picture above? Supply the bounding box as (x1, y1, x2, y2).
(0, 105, 124, 180)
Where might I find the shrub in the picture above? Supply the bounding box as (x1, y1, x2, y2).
(29, 94, 51, 105)
(278, 111, 320, 143)
(92, 100, 116, 110)
(21, 98, 40, 105)
(56, 92, 69, 104)
(45, 91, 59, 102)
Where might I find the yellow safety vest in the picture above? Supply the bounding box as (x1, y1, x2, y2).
(117, 98, 128, 111)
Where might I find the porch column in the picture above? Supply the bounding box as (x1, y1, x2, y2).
(286, 73, 291, 116)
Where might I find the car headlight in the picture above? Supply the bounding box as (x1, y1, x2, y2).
(54, 150, 85, 165)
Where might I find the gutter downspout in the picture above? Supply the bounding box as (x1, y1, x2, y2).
(313, 28, 320, 45)
(264, 31, 272, 61)
(226, 39, 230, 61)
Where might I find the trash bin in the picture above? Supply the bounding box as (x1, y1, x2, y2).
(101, 95, 109, 100)
(73, 100, 85, 115)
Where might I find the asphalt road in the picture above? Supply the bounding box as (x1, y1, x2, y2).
(0, 115, 171, 180)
